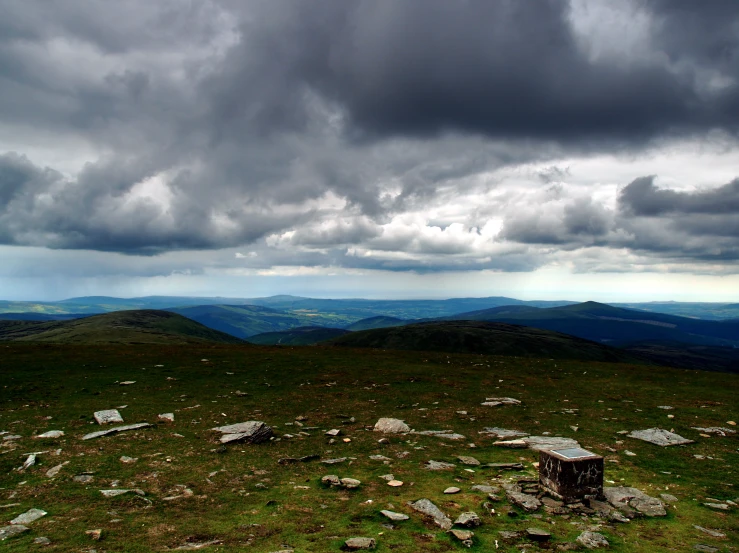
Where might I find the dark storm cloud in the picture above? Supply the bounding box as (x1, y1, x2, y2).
(1, 0, 739, 271)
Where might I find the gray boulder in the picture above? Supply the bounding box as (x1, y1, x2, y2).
(604, 487, 666, 517)
(577, 531, 609, 549)
(374, 418, 410, 434)
(409, 498, 452, 530)
(212, 421, 273, 444)
(344, 537, 376, 550)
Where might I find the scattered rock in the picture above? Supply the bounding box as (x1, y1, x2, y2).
(693, 545, 719, 553)
(120, 456, 138, 464)
(374, 418, 410, 434)
(498, 530, 521, 542)
(33, 536, 51, 545)
(454, 512, 481, 527)
(523, 436, 580, 451)
(45, 462, 68, 477)
(158, 413, 175, 422)
(100, 489, 145, 497)
(526, 527, 551, 541)
(443, 487, 461, 494)
(380, 510, 409, 521)
(325, 429, 341, 437)
(82, 422, 152, 440)
(481, 397, 521, 407)
(694, 526, 726, 538)
(369, 455, 391, 461)
(378, 474, 395, 481)
(703, 502, 730, 510)
(457, 455, 480, 466)
(471, 485, 499, 494)
(387, 480, 403, 487)
(321, 475, 340, 487)
(627, 428, 694, 446)
(424, 460, 455, 470)
(93, 410, 124, 425)
(409, 498, 452, 530)
(86, 529, 103, 540)
(18, 454, 36, 471)
(73, 474, 94, 483)
(604, 487, 666, 517)
(493, 439, 528, 448)
(660, 493, 678, 503)
(340, 478, 361, 489)
(479, 427, 527, 438)
(413, 430, 466, 440)
(0, 525, 29, 541)
(35, 431, 64, 439)
(175, 539, 222, 550)
(577, 531, 609, 549)
(344, 537, 376, 550)
(692, 426, 735, 436)
(657, 406, 673, 410)
(212, 421, 273, 444)
(449, 528, 474, 545)
(321, 457, 347, 465)
(506, 490, 541, 512)
(10, 509, 46, 525)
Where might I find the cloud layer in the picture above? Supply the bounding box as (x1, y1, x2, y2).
(1, 0, 739, 279)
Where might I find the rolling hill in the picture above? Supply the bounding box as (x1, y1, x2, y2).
(248, 326, 350, 345)
(0, 310, 244, 344)
(344, 315, 408, 331)
(327, 320, 647, 364)
(438, 301, 739, 347)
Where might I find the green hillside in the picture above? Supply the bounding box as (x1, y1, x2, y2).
(0, 310, 244, 344)
(166, 304, 351, 338)
(248, 326, 350, 345)
(441, 301, 739, 347)
(327, 320, 647, 364)
(344, 315, 408, 331)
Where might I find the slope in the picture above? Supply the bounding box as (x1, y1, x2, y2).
(327, 320, 647, 364)
(0, 310, 244, 344)
(248, 326, 350, 345)
(345, 315, 408, 331)
(441, 301, 739, 346)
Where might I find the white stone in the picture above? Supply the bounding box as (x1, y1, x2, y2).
(93, 410, 124, 425)
(373, 418, 410, 434)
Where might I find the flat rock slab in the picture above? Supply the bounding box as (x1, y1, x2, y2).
(0, 525, 29, 541)
(471, 485, 500, 494)
(380, 510, 409, 522)
(480, 427, 527, 438)
(321, 457, 347, 465)
(485, 462, 525, 470)
(457, 455, 480, 466)
(454, 512, 481, 528)
(424, 460, 456, 470)
(507, 490, 541, 512)
(627, 428, 694, 446)
(694, 526, 726, 538)
(449, 528, 474, 542)
(82, 422, 152, 440)
(94, 410, 124, 425)
(604, 486, 666, 517)
(100, 489, 145, 497)
(493, 439, 528, 448)
(526, 528, 551, 541)
(692, 426, 735, 436)
(577, 531, 609, 549)
(523, 436, 580, 451)
(35, 430, 64, 439)
(412, 430, 465, 440)
(409, 499, 452, 530)
(10, 508, 46, 525)
(213, 421, 273, 444)
(374, 418, 410, 434)
(344, 537, 376, 550)
(481, 397, 521, 407)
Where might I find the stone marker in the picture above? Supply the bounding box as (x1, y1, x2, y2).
(94, 410, 124, 425)
(10, 508, 46, 525)
(82, 422, 152, 440)
(409, 499, 452, 530)
(35, 431, 64, 439)
(380, 510, 409, 521)
(577, 531, 609, 549)
(604, 487, 666, 517)
(539, 447, 603, 502)
(344, 537, 376, 550)
(374, 418, 410, 434)
(627, 428, 694, 446)
(0, 525, 29, 541)
(212, 421, 273, 444)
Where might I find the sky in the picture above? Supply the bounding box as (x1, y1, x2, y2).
(1, 0, 739, 302)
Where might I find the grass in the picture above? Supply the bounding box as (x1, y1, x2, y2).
(0, 343, 737, 552)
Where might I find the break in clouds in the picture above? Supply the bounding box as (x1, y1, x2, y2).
(1, 0, 739, 278)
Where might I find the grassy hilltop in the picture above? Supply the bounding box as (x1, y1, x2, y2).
(0, 341, 736, 552)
